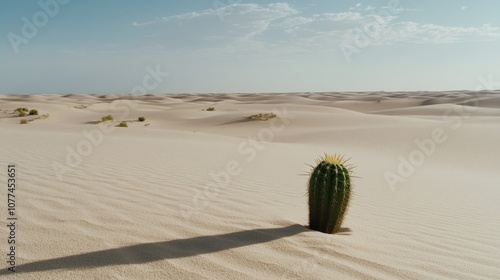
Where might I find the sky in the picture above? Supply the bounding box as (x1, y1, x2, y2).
(1, 0, 500, 94)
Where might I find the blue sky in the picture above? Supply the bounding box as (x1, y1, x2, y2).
(1, 0, 500, 94)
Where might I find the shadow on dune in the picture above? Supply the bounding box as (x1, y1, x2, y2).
(7, 224, 308, 275)
(83, 120, 100, 124)
(218, 117, 279, 125)
(218, 118, 255, 125)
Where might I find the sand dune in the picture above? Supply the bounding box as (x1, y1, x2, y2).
(1, 91, 499, 279)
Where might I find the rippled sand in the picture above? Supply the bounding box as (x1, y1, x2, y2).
(1, 91, 499, 279)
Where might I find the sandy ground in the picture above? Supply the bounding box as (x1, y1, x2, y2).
(0, 92, 499, 279)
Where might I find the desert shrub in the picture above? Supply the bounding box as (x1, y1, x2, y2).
(20, 119, 28, 124)
(247, 113, 277, 121)
(116, 121, 128, 127)
(18, 111, 27, 117)
(138, 116, 145, 122)
(29, 109, 38, 115)
(100, 115, 114, 122)
(15, 108, 28, 113)
(206, 107, 215, 111)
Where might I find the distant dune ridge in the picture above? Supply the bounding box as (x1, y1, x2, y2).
(0, 91, 499, 279)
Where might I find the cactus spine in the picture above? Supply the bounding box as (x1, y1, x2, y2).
(308, 154, 352, 234)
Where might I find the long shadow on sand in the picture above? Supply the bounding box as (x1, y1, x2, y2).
(6, 224, 309, 274)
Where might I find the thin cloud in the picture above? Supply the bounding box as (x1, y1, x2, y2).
(375, 22, 500, 44)
(130, 3, 299, 48)
(130, 2, 500, 51)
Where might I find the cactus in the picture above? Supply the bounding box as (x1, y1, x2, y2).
(308, 154, 353, 234)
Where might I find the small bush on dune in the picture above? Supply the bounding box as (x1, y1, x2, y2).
(15, 108, 39, 117)
(206, 107, 215, 111)
(116, 121, 128, 127)
(15, 108, 28, 113)
(138, 116, 145, 122)
(100, 115, 114, 122)
(20, 119, 28, 124)
(247, 113, 277, 121)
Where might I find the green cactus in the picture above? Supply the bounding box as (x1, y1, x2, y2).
(308, 154, 353, 234)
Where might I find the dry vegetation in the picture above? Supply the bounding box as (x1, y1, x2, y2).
(116, 121, 128, 127)
(99, 115, 114, 123)
(19, 114, 49, 124)
(246, 113, 277, 121)
(13, 107, 48, 124)
(15, 107, 29, 117)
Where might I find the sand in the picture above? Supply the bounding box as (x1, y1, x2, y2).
(0, 91, 499, 279)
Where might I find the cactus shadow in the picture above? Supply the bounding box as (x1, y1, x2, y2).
(307, 227, 352, 235)
(5, 224, 307, 275)
(336, 227, 352, 235)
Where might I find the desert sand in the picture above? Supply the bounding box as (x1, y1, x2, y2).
(0, 91, 499, 279)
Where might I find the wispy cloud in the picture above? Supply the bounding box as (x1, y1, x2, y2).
(131, 3, 298, 47)
(380, 23, 500, 44)
(130, 2, 500, 52)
